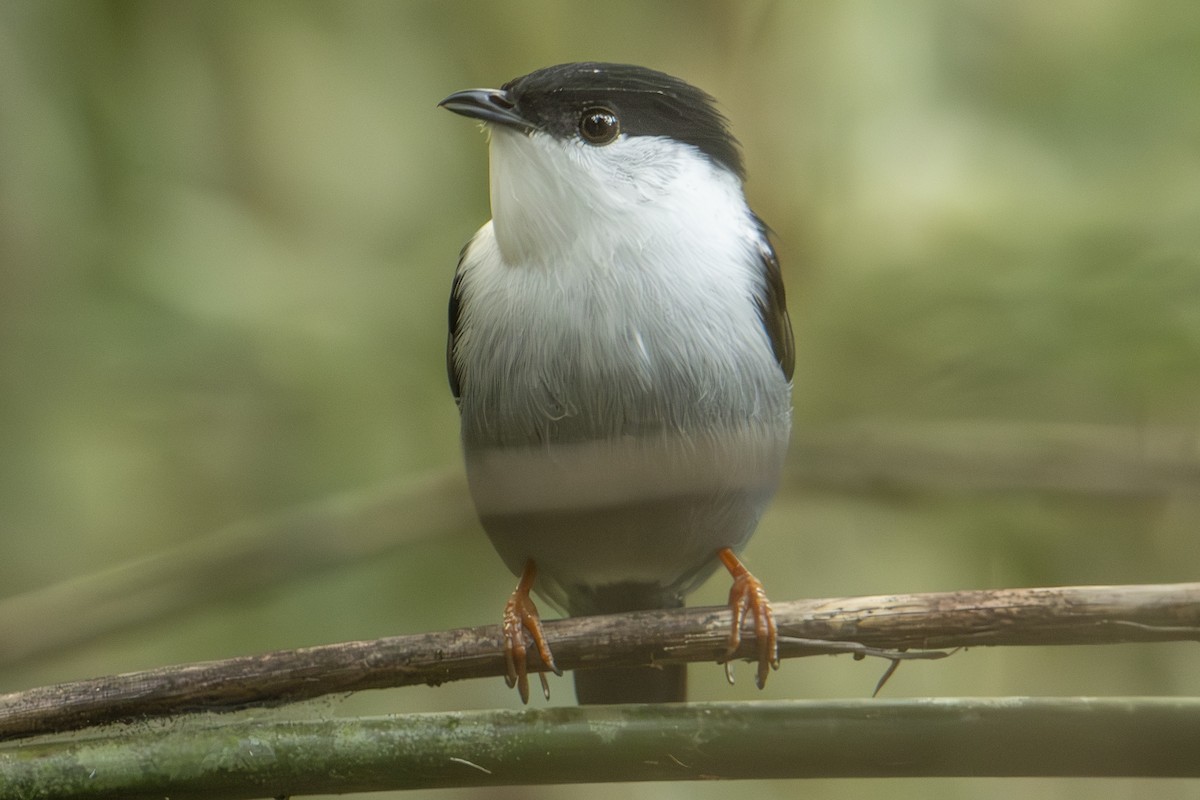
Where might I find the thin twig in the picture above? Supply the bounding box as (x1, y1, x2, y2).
(0, 582, 1196, 741)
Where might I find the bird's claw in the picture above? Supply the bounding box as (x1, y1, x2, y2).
(502, 560, 561, 703)
(718, 547, 779, 689)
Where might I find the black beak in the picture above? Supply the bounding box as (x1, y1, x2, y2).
(439, 88, 534, 133)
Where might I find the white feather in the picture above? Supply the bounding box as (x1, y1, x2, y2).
(456, 126, 788, 445)
(452, 123, 791, 598)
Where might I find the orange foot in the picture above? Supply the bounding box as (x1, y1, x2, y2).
(502, 559, 562, 703)
(718, 547, 779, 689)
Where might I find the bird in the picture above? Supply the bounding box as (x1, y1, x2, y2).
(440, 62, 793, 704)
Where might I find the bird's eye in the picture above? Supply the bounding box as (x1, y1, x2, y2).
(579, 108, 620, 145)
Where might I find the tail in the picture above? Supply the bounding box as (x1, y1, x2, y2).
(574, 663, 686, 704)
(569, 584, 686, 705)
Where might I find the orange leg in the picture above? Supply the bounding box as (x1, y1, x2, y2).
(718, 547, 779, 689)
(502, 559, 561, 703)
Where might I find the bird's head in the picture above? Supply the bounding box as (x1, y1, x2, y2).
(441, 62, 746, 265)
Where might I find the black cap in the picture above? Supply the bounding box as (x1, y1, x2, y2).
(440, 62, 744, 178)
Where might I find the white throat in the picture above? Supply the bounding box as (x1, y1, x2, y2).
(486, 126, 753, 270)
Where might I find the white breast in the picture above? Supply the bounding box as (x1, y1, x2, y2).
(453, 126, 790, 447)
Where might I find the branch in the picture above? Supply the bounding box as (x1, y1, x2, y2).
(0, 469, 473, 666)
(790, 420, 1200, 495)
(2, 421, 1195, 668)
(3, 699, 1200, 798)
(2, 582, 1196, 742)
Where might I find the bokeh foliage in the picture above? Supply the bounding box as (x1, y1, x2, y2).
(1, 2, 1198, 799)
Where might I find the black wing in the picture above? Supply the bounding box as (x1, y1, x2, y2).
(753, 220, 794, 381)
(446, 244, 469, 405)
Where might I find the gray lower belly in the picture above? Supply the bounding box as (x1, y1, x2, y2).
(479, 487, 773, 615)
(465, 428, 787, 614)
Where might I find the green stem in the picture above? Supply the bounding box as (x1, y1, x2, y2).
(3, 698, 1198, 798)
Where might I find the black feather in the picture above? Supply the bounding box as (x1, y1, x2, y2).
(446, 246, 468, 405)
(753, 219, 794, 380)
(502, 62, 744, 179)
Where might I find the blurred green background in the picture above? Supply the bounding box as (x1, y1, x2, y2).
(2, 1, 1199, 798)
